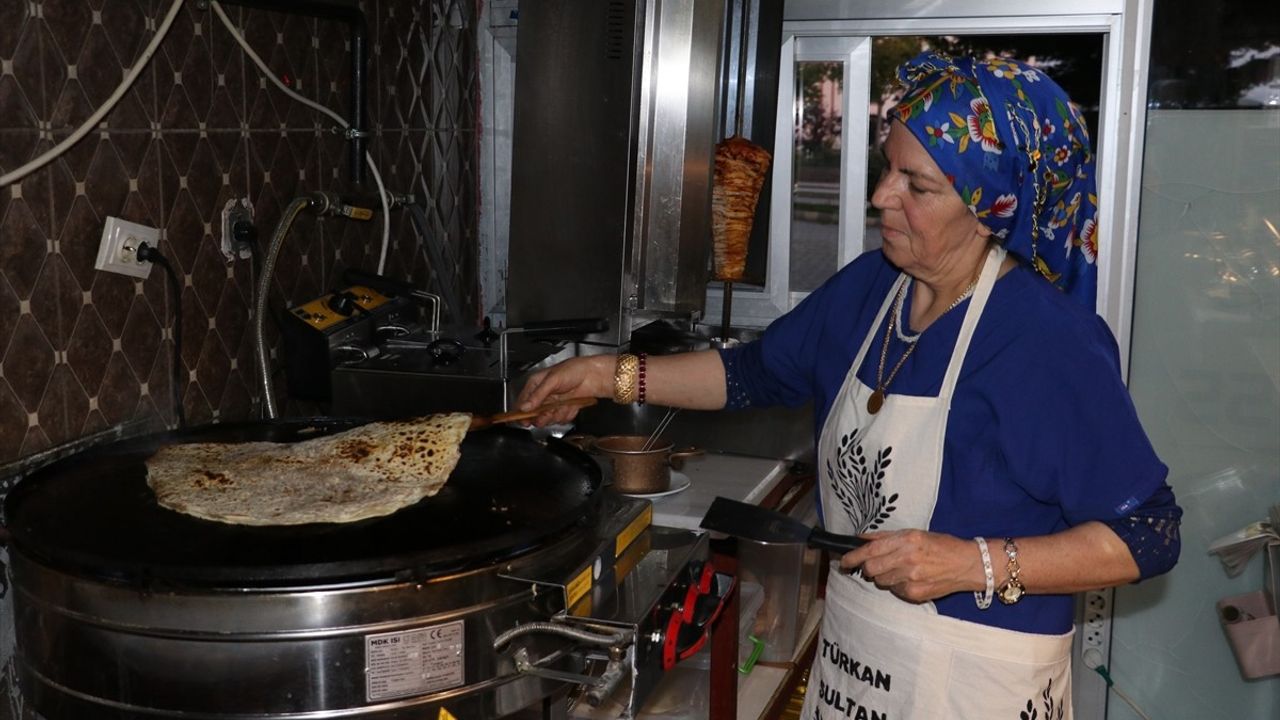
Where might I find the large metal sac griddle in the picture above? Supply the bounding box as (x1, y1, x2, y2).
(6, 419, 731, 720)
(6, 420, 601, 587)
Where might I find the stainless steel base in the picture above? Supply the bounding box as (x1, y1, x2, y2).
(13, 533, 584, 719)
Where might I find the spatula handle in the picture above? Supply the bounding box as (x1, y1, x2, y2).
(808, 528, 867, 554)
(472, 397, 598, 429)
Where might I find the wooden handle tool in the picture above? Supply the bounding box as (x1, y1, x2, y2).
(469, 397, 598, 430)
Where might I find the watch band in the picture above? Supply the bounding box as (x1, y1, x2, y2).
(996, 537, 1025, 605)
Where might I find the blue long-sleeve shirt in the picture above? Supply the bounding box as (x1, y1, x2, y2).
(721, 250, 1181, 634)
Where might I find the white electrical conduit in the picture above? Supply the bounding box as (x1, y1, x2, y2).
(210, 0, 392, 274)
(0, 0, 186, 188)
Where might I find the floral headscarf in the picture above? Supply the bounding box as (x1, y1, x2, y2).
(892, 51, 1098, 307)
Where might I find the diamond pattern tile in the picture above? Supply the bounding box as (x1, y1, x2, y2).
(20, 423, 51, 456)
(0, 198, 47, 299)
(67, 307, 114, 395)
(3, 315, 55, 412)
(84, 142, 131, 220)
(98, 351, 140, 426)
(196, 330, 231, 409)
(76, 25, 125, 109)
(10, 23, 44, 118)
(0, 275, 19, 354)
(0, 379, 29, 462)
(0, 0, 479, 472)
(43, 0, 95, 68)
(38, 363, 90, 446)
(147, 339, 176, 427)
(100, 0, 147, 67)
(120, 297, 162, 385)
(183, 379, 214, 426)
(29, 254, 81, 350)
(34, 24, 68, 122)
(0, 1, 29, 60)
(0, 73, 39, 133)
(180, 33, 216, 125)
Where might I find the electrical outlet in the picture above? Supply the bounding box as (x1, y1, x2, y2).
(220, 197, 254, 261)
(1081, 587, 1112, 660)
(95, 217, 158, 279)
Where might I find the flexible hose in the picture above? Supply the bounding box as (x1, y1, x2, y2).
(493, 622, 630, 651)
(210, 0, 392, 273)
(253, 196, 311, 419)
(0, 0, 185, 188)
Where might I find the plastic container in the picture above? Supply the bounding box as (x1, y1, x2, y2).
(737, 491, 822, 663)
(1217, 590, 1280, 680)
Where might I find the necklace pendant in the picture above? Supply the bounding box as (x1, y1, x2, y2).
(867, 390, 885, 414)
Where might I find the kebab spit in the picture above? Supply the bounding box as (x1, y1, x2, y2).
(711, 0, 772, 346)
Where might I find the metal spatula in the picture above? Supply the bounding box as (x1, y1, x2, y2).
(699, 497, 866, 554)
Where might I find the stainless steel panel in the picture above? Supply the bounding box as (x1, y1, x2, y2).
(632, 0, 725, 316)
(12, 549, 567, 718)
(507, 0, 725, 345)
(507, 0, 643, 342)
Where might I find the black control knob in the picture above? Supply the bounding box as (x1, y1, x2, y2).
(327, 292, 358, 317)
(475, 316, 499, 346)
(427, 338, 466, 365)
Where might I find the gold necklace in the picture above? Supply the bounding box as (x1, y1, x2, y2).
(867, 277, 978, 415)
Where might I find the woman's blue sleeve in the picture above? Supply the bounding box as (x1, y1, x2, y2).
(1104, 483, 1182, 580)
(717, 264, 868, 411)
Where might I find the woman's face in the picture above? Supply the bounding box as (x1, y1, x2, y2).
(871, 122, 990, 282)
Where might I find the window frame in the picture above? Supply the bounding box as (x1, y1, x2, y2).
(702, 3, 1153, 381)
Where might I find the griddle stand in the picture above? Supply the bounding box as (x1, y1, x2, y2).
(498, 493, 740, 718)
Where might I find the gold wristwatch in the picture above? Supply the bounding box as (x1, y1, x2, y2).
(996, 537, 1025, 605)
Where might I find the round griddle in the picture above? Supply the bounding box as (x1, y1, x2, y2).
(4, 419, 602, 587)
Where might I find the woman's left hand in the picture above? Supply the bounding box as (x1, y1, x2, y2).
(840, 529, 981, 604)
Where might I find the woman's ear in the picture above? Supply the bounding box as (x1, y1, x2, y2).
(976, 222, 994, 240)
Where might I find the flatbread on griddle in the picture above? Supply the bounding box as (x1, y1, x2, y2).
(145, 413, 471, 526)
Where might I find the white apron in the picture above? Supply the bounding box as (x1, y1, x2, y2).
(801, 246, 1074, 720)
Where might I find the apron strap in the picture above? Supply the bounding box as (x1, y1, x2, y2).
(939, 245, 1006, 399)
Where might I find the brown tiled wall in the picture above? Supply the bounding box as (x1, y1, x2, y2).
(0, 0, 478, 465)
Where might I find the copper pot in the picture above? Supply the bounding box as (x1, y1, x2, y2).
(585, 435, 702, 494)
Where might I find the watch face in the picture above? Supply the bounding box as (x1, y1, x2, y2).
(997, 580, 1025, 605)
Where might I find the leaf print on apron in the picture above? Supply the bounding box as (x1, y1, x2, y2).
(802, 246, 1075, 720)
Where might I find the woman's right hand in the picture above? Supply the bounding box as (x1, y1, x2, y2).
(515, 355, 615, 426)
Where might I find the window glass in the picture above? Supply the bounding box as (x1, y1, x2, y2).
(1148, 0, 1280, 109)
(790, 61, 844, 292)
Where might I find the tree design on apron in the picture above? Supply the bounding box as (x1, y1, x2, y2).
(827, 427, 898, 533)
(1020, 677, 1066, 720)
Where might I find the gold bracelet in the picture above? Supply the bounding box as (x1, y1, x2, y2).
(613, 354, 639, 404)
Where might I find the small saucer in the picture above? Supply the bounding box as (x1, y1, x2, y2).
(619, 471, 691, 499)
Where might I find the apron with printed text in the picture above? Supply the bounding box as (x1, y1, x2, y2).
(801, 246, 1074, 720)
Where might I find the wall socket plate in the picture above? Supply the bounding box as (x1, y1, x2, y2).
(220, 197, 254, 262)
(96, 217, 158, 279)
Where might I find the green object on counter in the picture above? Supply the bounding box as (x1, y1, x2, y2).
(738, 635, 765, 675)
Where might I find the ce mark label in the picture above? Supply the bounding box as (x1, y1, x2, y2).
(366, 620, 465, 702)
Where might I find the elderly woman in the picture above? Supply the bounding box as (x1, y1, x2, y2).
(517, 51, 1181, 717)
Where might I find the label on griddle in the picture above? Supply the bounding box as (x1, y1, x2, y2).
(365, 620, 465, 702)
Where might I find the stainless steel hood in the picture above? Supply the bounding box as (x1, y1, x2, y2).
(506, 0, 726, 345)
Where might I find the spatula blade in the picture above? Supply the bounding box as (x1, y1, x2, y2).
(699, 497, 813, 545)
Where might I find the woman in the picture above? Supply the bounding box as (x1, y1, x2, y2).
(517, 51, 1181, 718)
